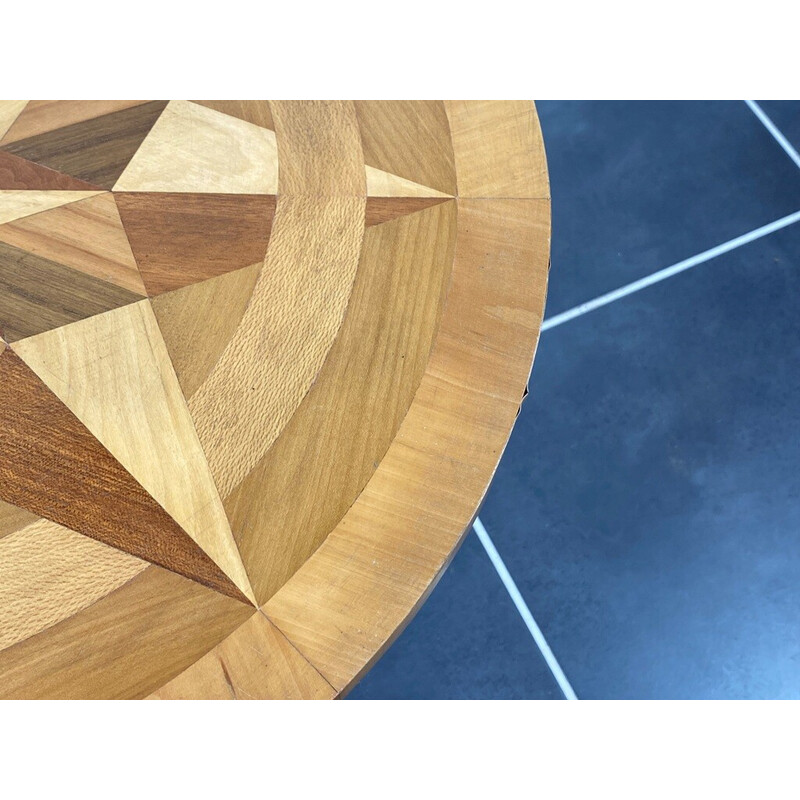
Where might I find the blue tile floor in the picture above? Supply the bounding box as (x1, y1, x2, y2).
(756, 101, 800, 160)
(348, 100, 800, 700)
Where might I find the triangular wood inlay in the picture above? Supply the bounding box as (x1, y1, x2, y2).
(0, 343, 249, 604)
(0, 499, 38, 541)
(365, 197, 452, 227)
(0, 101, 150, 146)
(114, 101, 278, 193)
(0, 238, 143, 342)
(354, 101, 457, 196)
(13, 302, 256, 604)
(150, 262, 262, 400)
(0, 101, 27, 142)
(0, 193, 146, 295)
(365, 165, 452, 198)
(190, 101, 274, 131)
(0, 191, 102, 226)
(0, 152, 102, 190)
(116, 193, 275, 295)
(0, 102, 168, 190)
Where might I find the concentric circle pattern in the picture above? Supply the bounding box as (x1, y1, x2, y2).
(0, 100, 550, 698)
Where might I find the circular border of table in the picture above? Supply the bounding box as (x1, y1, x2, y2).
(150, 100, 551, 699)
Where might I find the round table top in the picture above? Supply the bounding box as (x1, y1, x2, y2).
(0, 100, 550, 698)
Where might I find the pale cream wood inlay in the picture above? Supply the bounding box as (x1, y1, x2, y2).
(0, 191, 103, 226)
(114, 100, 278, 194)
(0, 517, 147, 651)
(13, 301, 255, 603)
(0, 101, 28, 141)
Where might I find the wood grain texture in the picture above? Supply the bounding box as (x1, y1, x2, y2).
(0, 101, 27, 141)
(270, 101, 365, 195)
(114, 100, 278, 193)
(185, 100, 368, 497)
(191, 100, 274, 131)
(0, 564, 255, 699)
(1, 102, 168, 189)
(0, 500, 38, 541)
(365, 196, 450, 227)
(13, 302, 255, 604)
(0, 238, 143, 342)
(149, 612, 335, 699)
(264, 198, 551, 691)
(0, 344, 248, 603)
(365, 165, 452, 197)
(444, 101, 549, 198)
(355, 101, 457, 196)
(0, 193, 146, 295)
(0, 517, 147, 651)
(0, 101, 149, 145)
(115, 193, 275, 295)
(0, 100, 551, 698)
(0, 190, 101, 226)
(0, 151, 102, 190)
(226, 200, 457, 604)
(190, 194, 366, 498)
(150, 263, 261, 401)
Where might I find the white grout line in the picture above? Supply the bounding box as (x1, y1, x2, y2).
(746, 100, 800, 171)
(478, 106, 800, 699)
(473, 516, 578, 700)
(540, 209, 800, 331)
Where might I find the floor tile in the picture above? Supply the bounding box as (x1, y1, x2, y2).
(480, 222, 800, 699)
(347, 531, 562, 699)
(537, 100, 800, 316)
(756, 101, 800, 156)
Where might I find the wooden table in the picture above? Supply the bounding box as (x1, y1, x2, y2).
(0, 100, 550, 698)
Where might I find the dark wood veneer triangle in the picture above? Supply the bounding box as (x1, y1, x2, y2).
(0, 241, 144, 342)
(0, 344, 249, 604)
(0, 101, 168, 190)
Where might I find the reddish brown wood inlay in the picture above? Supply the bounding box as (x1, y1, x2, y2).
(0, 344, 249, 604)
(0, 152, 102, 191)
(364, 196, 451, 227)
(115, 193, 276, 295)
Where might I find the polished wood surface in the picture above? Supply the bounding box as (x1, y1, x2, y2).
(115, 193, 275, 295)
(2, 102, 168, 189)
(0, 100, 550, 698)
